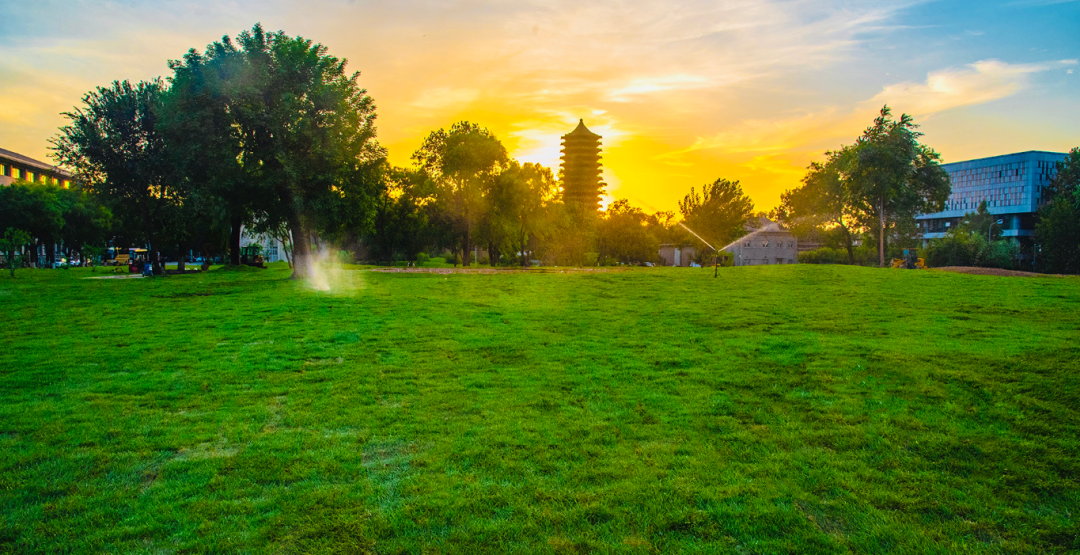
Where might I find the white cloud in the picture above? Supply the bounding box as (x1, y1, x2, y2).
(865, 59, 1078, 116)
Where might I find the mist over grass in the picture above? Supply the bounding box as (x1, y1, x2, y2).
(1, 264, 1078, 553)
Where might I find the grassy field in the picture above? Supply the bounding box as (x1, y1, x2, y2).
(1, 264, 1077, 554)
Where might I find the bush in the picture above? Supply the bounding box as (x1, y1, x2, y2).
(416, 252, 429, 266)
(337, 250, 355, 265)
(797, 247, 848, 265)
(478, 256, 490, 265)
(921, 233, 1019, 270)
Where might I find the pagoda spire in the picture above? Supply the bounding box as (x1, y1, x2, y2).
(559, 119, 604, 211)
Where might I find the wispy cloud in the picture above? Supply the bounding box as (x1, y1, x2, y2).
(865, 59, 1078, 116)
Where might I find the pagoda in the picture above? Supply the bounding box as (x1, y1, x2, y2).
(559, 119, 605, 211)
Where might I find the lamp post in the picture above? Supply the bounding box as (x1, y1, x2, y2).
(988, 218, 1003, 243)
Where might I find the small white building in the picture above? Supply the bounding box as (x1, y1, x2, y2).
(658, 244, 696, 267)
(239, 227, 290, 263)
(722, 218, 798, 266)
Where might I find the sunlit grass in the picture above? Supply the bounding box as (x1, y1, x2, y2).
(1, 264, 1077, 553)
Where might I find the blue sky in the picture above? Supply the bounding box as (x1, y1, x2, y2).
(1, 0, 1077, 210)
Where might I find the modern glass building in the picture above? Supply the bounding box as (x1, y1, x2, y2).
(917, 151, 1069, 248)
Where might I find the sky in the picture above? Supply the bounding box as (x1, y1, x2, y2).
(1, 0, 1077, 213)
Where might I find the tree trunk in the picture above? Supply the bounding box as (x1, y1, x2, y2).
(838, 218, 855, 265)
(230, 215, 242, 266)
(878, 199, 886, 268)
(288, 214, 311, 280)
(520, 227, 528, 268)
(280, 232, 293, 269)
(462, 222, 472, 267)
(177, 242, 186, 272)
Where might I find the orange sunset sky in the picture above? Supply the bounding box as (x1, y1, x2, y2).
(1, 0, 1077, 213)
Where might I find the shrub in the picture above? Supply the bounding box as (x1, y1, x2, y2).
(337, 250, 355, 265)
(416, 252, 429, 266)
(921, 233, 1019, 270)
(797, 247, 847, 265)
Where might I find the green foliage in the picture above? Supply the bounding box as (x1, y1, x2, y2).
(678, 177, 754, 248)
(0, 228, 31, 277)
(1035, 148, 1080, 274)
(797, 244, 879, 265)
(775, 106, 950, 267)
(597, 199, 661, 265)
(1, 266, 1078, 553)
(413, 121, 508, 266)
(336, 250, 355, 265)
(921, 232, 1020, 270)
(53, 79, 173, 252)
(415, 252, 429, 266)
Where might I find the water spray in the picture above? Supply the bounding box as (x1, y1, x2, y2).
(677, 222, 721, 278)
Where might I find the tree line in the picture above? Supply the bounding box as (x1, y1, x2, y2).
(772, 107, 1079, 273)
(2, 24, 761, 277)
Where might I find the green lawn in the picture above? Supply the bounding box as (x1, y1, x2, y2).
(1, 264, 1077, 554)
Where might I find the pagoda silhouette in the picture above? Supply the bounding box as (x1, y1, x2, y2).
(559, 119, 605, 211)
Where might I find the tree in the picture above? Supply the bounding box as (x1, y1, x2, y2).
(489, 161, 557, 267)
(57, 187, 113, 266)
(368, 165, 435, 264)
(0, 228, 31, 277)
(413, 121, 508, 266)
(0, 182, 64, 267)
(53, 79, 175, 263)
(677, 178, 754, 250)
(161, 34, 255, 266)
(598, 199, 661, 265)
(840, 106, 949, 267)
(773, 153, 859, 264)
(1035, 148, 1080, 274)
(246, 28, 385, 279)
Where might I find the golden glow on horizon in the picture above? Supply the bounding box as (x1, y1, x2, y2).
(1, 1, 1077, 214)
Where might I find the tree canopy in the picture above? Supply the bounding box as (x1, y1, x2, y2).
(677, 177, 754, 249)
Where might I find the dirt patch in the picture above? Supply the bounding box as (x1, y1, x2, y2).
(368, 267, 618, 274)
(932, 266, 1069, 278)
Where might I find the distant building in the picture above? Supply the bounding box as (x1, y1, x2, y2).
(560, 120, 605, 211)
(658, 244, 696, 267)
(0, 148, 73, 188)
(916, 151, 1068, 258)
(722, 217, 798, 266)
(239, 227, 289, 263)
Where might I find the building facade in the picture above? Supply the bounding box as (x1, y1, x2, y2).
(917, 151, 1068, 248)
(559, 120, 605, 211)
(658, 244, 696, 267)
(239, 227, 289, 263)
(722, 219, 798, 266)
(0, 148, 73, 188)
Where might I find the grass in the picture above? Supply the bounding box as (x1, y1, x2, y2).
(0, 263, 1077, 554)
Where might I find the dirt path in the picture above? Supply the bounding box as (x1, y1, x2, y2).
(368, 267, 619, 275)
(932, 266, 1070, 278)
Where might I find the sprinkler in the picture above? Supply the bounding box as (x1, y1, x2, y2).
(677, 222, 720, 278)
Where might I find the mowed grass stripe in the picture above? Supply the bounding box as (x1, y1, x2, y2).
(0, 264, 1077, 553)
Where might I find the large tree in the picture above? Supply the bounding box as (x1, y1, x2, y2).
(840, 106, 949, 267)
(489, 161, 557, 267)
(598, 199, 661, 265)
(53, 79, 175, 263)
(251, 28, 385, 279)
(161, 35, 255, 266)
(773, 153, 859, 264)
(677, 177, 754, 250)
(0, 182, 64, 267)
(1035, 148, 1080, 274)
(413, 121, 508, 266)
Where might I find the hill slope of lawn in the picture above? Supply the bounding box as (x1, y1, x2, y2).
(1, 264, 1077, 554)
